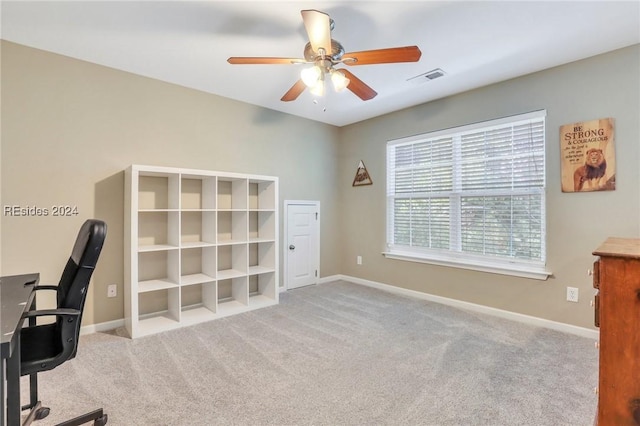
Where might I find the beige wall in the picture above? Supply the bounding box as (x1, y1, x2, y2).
(0, 41, 340, 325)
(2, 40, 639, 331)
(338, 44, 640, 329)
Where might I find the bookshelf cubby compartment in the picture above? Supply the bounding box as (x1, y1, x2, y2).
(217, 244, 248, 279)
(125, 165, 278, 338)
(249, 180, 276, 210)
(181, 176, 216, 210)
(217, 178, 248, 210)
(138, 211, 180, 251)
(248, 272, 277, 308)
(181, 282, 217, 326)
(138, 250, 179, 292)
(249, 211, 276, 242)
(138, 173, 179, 210)
(181, 247, 216, 286)
(248, 242, 275, 275)
(137, 287, 181, 337)
(217, 211, 248, 244)
(217, 277, 249, 316)
(181, 211, 216, 248)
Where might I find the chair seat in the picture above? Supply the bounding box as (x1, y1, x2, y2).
(21, 323, 63, 375)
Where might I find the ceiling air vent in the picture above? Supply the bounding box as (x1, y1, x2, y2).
(407, 68, 446, 85)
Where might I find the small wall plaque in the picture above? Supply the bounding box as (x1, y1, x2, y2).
(352, 160, 373, 186)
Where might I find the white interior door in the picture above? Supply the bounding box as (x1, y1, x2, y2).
(285, 202, 319, 290)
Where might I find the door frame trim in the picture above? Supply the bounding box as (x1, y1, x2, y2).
(283, 200, 320, 291)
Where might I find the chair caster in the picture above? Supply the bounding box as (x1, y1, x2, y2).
(93, 414, 108, 426)
(35, 406, 50, 420)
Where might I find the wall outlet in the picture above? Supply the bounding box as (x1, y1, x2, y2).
(107, 284, 117, 298)
(356, 255, 362, 265)
(566, 286, 579, 302)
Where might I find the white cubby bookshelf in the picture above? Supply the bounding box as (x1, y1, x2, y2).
(125, 165, 279, 338)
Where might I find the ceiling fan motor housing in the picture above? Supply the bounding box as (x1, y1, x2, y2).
(304, 40, 345, 62)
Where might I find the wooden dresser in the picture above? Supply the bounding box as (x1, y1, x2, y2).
(592, 238, 640, 425)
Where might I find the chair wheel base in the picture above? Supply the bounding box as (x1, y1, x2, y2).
(22, 404, 107, 426)
(53, 408, 107, 426)
(35, 406, 50, 420)
(93, 414, 108, 426)
(22, 401, 50, 425)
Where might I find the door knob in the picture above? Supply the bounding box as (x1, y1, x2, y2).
(289, 245, 295, 250)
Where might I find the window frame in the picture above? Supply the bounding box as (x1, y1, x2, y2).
(384, 110, 551, 280)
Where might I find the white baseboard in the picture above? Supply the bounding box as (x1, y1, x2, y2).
(80, 318, 124, 336)
(318, 274, 342, 285)
(280, 275, 342, 292)
(84, 274, 598, 340)
(325, 274, 599, 340)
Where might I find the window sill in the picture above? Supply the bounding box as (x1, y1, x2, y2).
(382, 251, 552, 281)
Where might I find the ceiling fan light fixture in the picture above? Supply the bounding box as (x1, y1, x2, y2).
(330, 70, 350, 92)
(301, 65, 322, 88)
(309, 78, 325, 97)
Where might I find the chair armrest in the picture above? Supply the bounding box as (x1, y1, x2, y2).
(32, 285, 58, 292)
(23, 308, 81, 319)
(24, 285, 59, 317)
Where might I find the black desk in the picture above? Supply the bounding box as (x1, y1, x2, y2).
(1, 273, 39, 426)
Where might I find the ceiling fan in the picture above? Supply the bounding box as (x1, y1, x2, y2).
(227, 9, 422, 102)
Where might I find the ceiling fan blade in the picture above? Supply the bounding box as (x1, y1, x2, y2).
(343, 46, 422, 65)
(301, 9, 332, 55)
(340, 69, 377, 101)
(227, 57, 307, 65)
(281, 80, 307, 102)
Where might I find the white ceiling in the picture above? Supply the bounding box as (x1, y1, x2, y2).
(2, 1, 639, 127)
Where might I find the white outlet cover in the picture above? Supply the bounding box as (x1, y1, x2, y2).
(107, 284, 117, 297)
(566, 287, 579, 302)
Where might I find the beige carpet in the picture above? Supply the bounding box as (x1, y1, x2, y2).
(21, 280, 598, 425)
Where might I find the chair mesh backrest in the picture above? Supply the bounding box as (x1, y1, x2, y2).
(56, 220, 107, 318)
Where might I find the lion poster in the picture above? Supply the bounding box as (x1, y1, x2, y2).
(560, 118, 615, 193)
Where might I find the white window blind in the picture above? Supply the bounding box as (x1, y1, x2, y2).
(386, 111, 548, 279)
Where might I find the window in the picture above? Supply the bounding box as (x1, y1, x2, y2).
(385, 110, 549, 280)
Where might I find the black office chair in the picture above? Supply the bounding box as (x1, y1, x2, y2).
(20, 219, 108, 426)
